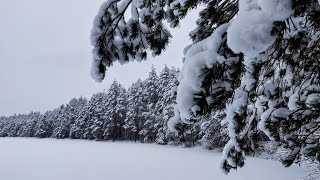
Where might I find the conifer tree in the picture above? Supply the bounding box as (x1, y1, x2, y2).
(124, 79, 147, 142)
(91, 0, 320, 172)
(19, 112, 40, 137)
(154, 67, 178, 144)
(198, 112, 228, 150)
(139, 67, 159, 142)
(114, 83, 127, 140)
(65, 98, 87, 133)
(35, 111, 53, 138)
(70, 99, 90, 139)
(88, 92, 108, 140)
(52, 106, 70, 139)
(52, 98, 87, 139)
(103, 80, 127, 141)
(0, 118, 10, 137)
(0, 117, 6, 137)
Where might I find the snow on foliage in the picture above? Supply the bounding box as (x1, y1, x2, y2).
(176, 23, 231, 123)
(90, 0, 175, 82)
(227, 0, 292, 57)
(89, 0, 320, 174)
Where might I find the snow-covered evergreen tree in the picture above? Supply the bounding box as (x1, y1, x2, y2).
(103, 80, 127, 141)
(0, 118, 10, 137)
(65, 98, 87, 135)
(91, 0, 320, 173)
(198, 112, 228, 150)
(124, 79, 147, 142)
(0, 116, 7, 136)
(52, 105, 70, 139)
(52, 97, 87, 139)
(19, 112, 40, 137)
(139, 67, 159, 142)
(44, 108, 60, 137)
(34, 111, 53, 138)
(114, 83, 127, 140)
(86, 92, 108, 140)
(69, 98, 88, 139)
(154, 67, 178, 144)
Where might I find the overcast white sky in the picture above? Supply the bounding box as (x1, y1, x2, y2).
(0, 0, 198, 116)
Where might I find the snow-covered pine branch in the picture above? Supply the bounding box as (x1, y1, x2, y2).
(91, 0, 320, 174)
(90, 0, 231, 82)
(91, 0, 180, 82)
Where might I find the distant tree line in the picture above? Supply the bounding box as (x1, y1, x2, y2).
(0, 66, 228, 148)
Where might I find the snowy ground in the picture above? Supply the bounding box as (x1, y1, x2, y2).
(0, 138, 304, 180)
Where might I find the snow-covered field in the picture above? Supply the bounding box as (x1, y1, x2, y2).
(0, 138, 304, 180)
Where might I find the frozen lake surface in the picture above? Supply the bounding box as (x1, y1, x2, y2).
(0, 138, 304, 180)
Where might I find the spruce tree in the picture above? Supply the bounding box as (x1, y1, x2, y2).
(154, 66, 178, 144)
(88, 92, 108, 140)
(70, 100, 90, 139)
(103, 80, 127, 141)
(19, 112, 40, 137)
(124, 79, 147, 142)
(114, 83, 127, 140)
(52, 106, 70, 139)
(139, 67, 159, 142)
(34, 112, 53, 138)
(0, 118, 10, 137)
